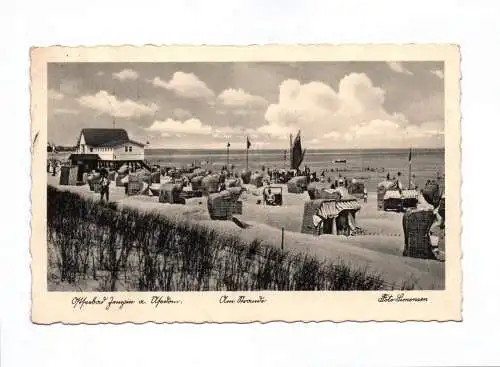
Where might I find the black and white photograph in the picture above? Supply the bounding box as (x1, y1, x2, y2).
(45, 57, 449, 292)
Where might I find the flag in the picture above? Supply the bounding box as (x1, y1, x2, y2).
(408, 148, 412, 162)
(247, 137, 251, 149)
(290, 130, 306, 170)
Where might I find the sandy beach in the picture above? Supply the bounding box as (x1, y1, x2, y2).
(47, 174, 444, 290)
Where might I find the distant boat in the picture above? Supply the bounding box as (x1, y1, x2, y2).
(333, 159, 347, 164)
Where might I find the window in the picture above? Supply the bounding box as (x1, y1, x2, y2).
(89, 147, 93, 152)
(129, 146, 133, 152)
(125, 146, 128, 152)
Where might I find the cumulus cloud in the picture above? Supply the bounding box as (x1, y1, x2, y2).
(257, 72, 443, 148)
(152, 72, 215, 99)
(112, 69, 139, 81)
(387, 62, 414, 75)
(78, 90, 159, 118)
(431, 69, 444, 79)
(259, 73, 406, 140)
(147, 118, 212, 136)
(173, 108, 192, 119)
(218, 88, 268, 108)
(212, 126, 259, 139)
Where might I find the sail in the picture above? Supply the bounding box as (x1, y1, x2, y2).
(290, 130, 306, 170)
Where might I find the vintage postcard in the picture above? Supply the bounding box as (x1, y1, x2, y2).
(31, 44, 461, 323)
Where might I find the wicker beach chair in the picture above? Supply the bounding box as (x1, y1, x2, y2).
(207, 190, 240, 220)
(240, 170, 251, 184)
(190, 175, 204, 191)
(158, 183, 185, 204)
(287, 176, 308, 194)
(402, 209, 437, 259)
(250, 173, 264, 188)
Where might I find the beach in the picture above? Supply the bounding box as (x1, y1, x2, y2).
(47, 171, 445, 290)
(50, 148, 444, 192)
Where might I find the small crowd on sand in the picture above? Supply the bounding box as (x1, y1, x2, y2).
(52, 157, 445, 262)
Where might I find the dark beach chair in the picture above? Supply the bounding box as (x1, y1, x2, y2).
(402, 210, 437, 259)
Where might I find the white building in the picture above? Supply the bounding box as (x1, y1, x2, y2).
(76, 128, 145, 161)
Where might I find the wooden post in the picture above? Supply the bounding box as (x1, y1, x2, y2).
(281, 227, 284, 251)
(246, 145, 249, 171)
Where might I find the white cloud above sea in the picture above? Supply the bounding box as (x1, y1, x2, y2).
(257, 72, 443, 148)
(151, 71, 215, 100)
(112, 69, 139, 81)
(147, 118, 212, 136)
(173, 108, 192, 119)
(217, 88, 268, 108)
(78, 90, 159, 118)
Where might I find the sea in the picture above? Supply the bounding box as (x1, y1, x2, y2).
(145, 148, 445, 192)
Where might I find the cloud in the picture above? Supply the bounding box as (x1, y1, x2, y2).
(78, 90, 159, 118)
(152, 72, 215, 99)
(212, 126, 258, 139)
(173, 108, 192, 119)
(257, 72, 443, 148)
(260, 73, 404, 139)
(324, 131, 341, 139)
(147, 118, 212, 135)
(335, 119, 444, 148)
(431, 69, 444, 79)
(112, 69, 139, 81)
(48, 89, 64, 101)
(257, 122, 298, 138)
(387, 62, 414, 75)
(217, 88, 268, 108)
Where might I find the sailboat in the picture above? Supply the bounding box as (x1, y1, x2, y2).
(289, 130, 306, 171)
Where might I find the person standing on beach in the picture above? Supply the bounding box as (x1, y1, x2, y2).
(100, 173, 110, 202)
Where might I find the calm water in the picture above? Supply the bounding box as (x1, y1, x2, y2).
(145, 148, 445, 191)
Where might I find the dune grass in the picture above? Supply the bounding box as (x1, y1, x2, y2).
(47, 185, 412, 291)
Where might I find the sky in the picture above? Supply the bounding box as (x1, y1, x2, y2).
(47, 61, 444, 150)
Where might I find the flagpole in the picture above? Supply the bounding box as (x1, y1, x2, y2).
(226, 143, 230, 170)
(246, 137, 249, 171)
(408, 147, 412, 189)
